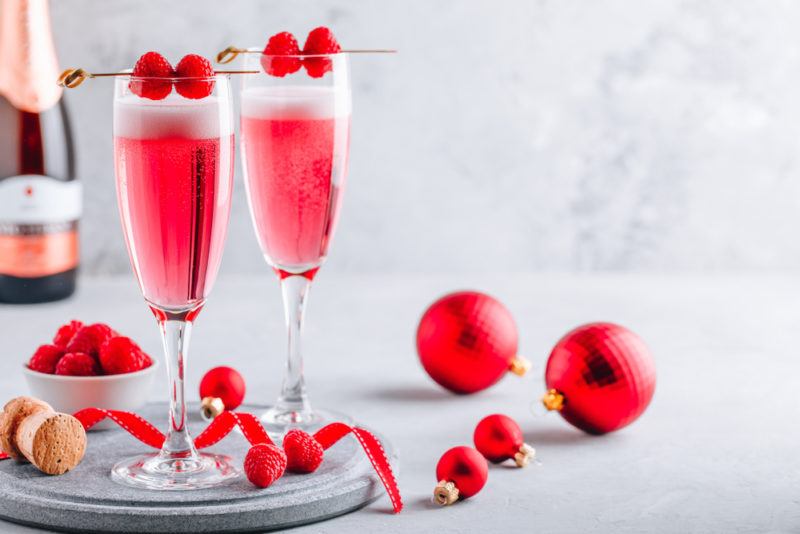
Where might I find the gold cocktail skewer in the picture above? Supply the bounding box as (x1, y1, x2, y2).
(57, 68, 260, 89)
(215, 45, 397, 64)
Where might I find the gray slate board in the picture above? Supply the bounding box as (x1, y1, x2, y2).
(0, 403, 395, 533)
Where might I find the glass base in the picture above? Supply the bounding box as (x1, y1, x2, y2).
(260, 406, 353, 439)
(111, 452, 239, 491)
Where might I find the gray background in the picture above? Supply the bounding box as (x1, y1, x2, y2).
(51, 0, 800, 276)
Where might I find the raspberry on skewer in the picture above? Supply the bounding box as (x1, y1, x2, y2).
(302, 26, 342, 78)
(129, 51, 174, 100)
(261, 32, 302, 77)
(175, 54, 215, 99)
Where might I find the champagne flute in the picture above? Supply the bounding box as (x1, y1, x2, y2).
(240, 52, 351, 434)
(111, 73, 237, 489)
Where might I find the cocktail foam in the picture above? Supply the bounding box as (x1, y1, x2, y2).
(114, 94, 232, 139)
(241, 86, 351, 121)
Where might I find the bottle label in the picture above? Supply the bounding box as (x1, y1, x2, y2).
(0, 175, 81, 278)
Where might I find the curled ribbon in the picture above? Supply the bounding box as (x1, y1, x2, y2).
(314, 422, 403, 514)
(0, 408, 402, 513)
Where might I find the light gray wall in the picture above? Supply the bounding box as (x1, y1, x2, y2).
(50, 0, 800, 275)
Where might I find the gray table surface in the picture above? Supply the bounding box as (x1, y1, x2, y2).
(0, 273, 797, 533)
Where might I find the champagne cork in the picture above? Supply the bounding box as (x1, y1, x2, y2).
(0, 396, 86, 475)
(15, 411, 86, 475)
(0, 396, 53, 459)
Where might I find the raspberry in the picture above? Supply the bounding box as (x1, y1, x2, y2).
(66, 323, 115, 358)
(302, 27, 341, 78)
(28, 344, 65, 374)
(99, 336, 153, 375)
(283, 429, 324, 473)
(175, 54, 215, 99)
(53, 320, 83, 348)
(129, 51, 174, 100)
(262, 31, 302, 77)
(244, 443, 287, 488)
(55, 352, 99, 376)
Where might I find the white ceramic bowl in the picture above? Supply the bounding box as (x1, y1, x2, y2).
(23, 361, 159, 430)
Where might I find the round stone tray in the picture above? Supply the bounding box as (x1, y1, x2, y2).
(0, 403, 396, 533)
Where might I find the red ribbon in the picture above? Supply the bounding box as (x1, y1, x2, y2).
(0, 408, 402, 513)
(317, 423, 403, 513)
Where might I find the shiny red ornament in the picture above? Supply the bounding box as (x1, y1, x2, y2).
(199, 366, 246, 419)
(416, 291, 530, 394)
(543, 322, 656, 435)
(473, 414, 535, 467)
(433, 446, 488, 506)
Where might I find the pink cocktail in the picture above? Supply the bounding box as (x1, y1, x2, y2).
(241, 87, 350, 275)
(111, 75, 237, 490)
(240, 54, 352, 433)
(115, 98, 234, 309)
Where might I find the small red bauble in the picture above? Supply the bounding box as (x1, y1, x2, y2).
(433, 446, 488, 505)
(542, 322, 656, 435)
(473, 414, 535, 467)
(416, 291, 530, 394)
(199, 366, 246, 419)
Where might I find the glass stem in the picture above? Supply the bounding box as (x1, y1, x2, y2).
(157, 311, 198, 460)
(275, 275, 312, 420)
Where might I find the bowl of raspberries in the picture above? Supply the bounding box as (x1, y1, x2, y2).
(24, 320, 158, 427)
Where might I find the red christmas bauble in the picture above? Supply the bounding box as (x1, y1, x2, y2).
(199, 366, 246, 413)
(543, 322, 656, 435)
(416, 291, 529, 394)
(473, 414, 535, 467)
(434, 446, 488, 505)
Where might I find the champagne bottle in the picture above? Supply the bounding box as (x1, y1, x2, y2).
(0, 0, 79, 303)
